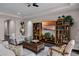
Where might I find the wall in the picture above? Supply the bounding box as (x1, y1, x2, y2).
(0, 18, 5, 40)
(27, 21, 33, 37)
(4, 20, 16, 36)
(9, 20, 16, 35)
(4, 21, 8, 35)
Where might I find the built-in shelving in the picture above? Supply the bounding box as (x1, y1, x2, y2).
(56, 18, 70, 46)
(33, 23, 42, 40)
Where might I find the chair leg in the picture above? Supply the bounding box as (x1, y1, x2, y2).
(48, 48, 53, 56)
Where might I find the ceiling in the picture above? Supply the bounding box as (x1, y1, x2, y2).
(0, 3, 79, 19)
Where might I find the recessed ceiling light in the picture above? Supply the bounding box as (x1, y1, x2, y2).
(17, 12, 21, 15)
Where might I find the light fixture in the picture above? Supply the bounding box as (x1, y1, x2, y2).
(20, 22, 25, 35)
(33, 3, 39, 7)
(25, 3, 39, 7)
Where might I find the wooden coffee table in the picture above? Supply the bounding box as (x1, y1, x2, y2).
(23, 42, 45, 54)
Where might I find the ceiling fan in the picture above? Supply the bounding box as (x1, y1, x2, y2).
(25, 3, 39, 7)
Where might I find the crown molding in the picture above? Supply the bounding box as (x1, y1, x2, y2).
(0, 12, 21, 19)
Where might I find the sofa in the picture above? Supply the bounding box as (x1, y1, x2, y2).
(0, 41, 23, 56)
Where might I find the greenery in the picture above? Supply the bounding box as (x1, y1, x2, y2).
(58, 15, 74, 26)
(44, 32, 51, 39)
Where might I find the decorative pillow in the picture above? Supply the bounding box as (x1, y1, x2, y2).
(32, 40, 39, 43)
(0, 41, 2, 43)
(9, 44, 23, 56)
(16, 34, 25, 44)
(0, 43, 15, 56)
(59, 44, 66, 52)
(2, 41, 9, 49)
(0, 43, 5, 49)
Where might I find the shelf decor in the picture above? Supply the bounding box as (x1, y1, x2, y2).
(20, 22, 25, 35)
(33, 23, 42, 40)
(58, 15, 74, 26)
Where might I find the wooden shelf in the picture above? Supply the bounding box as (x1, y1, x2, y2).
(33, 19, 71, 46)
(56, 18, 70, 46)
(33, 23, 42, 40)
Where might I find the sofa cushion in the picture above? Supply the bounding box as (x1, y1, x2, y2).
(0, 43, 15, 56)
(9, 44, 23, 56)
(2, 41, 9, 49)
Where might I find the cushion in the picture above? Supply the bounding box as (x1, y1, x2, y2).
(0, 41, 2, 43)
(2, 41, 9, 49)
(16, 34, 25, 44)
(50, 44, 66, 56)
(0, 43, 6, 49)
(59, 44, 66, 52)
(9, 44, 23, 56)
(32, 40, 39, 43)
(0, 44, 15, 56)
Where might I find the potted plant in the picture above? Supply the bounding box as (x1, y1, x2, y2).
(44, 32, 51, 41)
(64, 15, 74, 26)
(58, 15, 74, 26)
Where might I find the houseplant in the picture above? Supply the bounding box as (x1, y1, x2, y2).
(44, 32, 50, 39)
(64, 15, 74, 26)
(58, 15, 74, 26)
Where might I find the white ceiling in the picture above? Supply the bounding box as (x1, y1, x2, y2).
(0, 3, 79, 19)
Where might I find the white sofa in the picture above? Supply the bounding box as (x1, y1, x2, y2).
(0, 41, 24, 56)
(0, 41, 15, 56)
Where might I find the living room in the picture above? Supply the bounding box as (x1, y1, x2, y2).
(0, 3, 79, 56)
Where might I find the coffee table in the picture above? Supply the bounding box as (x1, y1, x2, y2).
(23, 42, 45, 54)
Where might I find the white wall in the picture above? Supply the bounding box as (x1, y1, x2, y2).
(27, 21, 33, 37)
(0, 18, 5, 40)
(4, 21, 8, 35)
(9, 20, 16, 35)
(4, 20, 16, 36)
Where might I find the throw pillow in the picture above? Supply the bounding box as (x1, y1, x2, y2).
(2, 41, 9, 49)
(9, 44, 23, 56)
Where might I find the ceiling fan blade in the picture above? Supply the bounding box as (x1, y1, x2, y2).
(33, 3, 39, 7)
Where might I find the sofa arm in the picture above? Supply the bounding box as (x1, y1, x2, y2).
(48, 47, 69, 56)
(51, 48, 63, 53)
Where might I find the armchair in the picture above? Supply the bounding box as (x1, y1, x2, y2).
(48, 40, 75, 56)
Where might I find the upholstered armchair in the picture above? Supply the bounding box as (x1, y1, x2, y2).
(48, 40, 75, 56)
